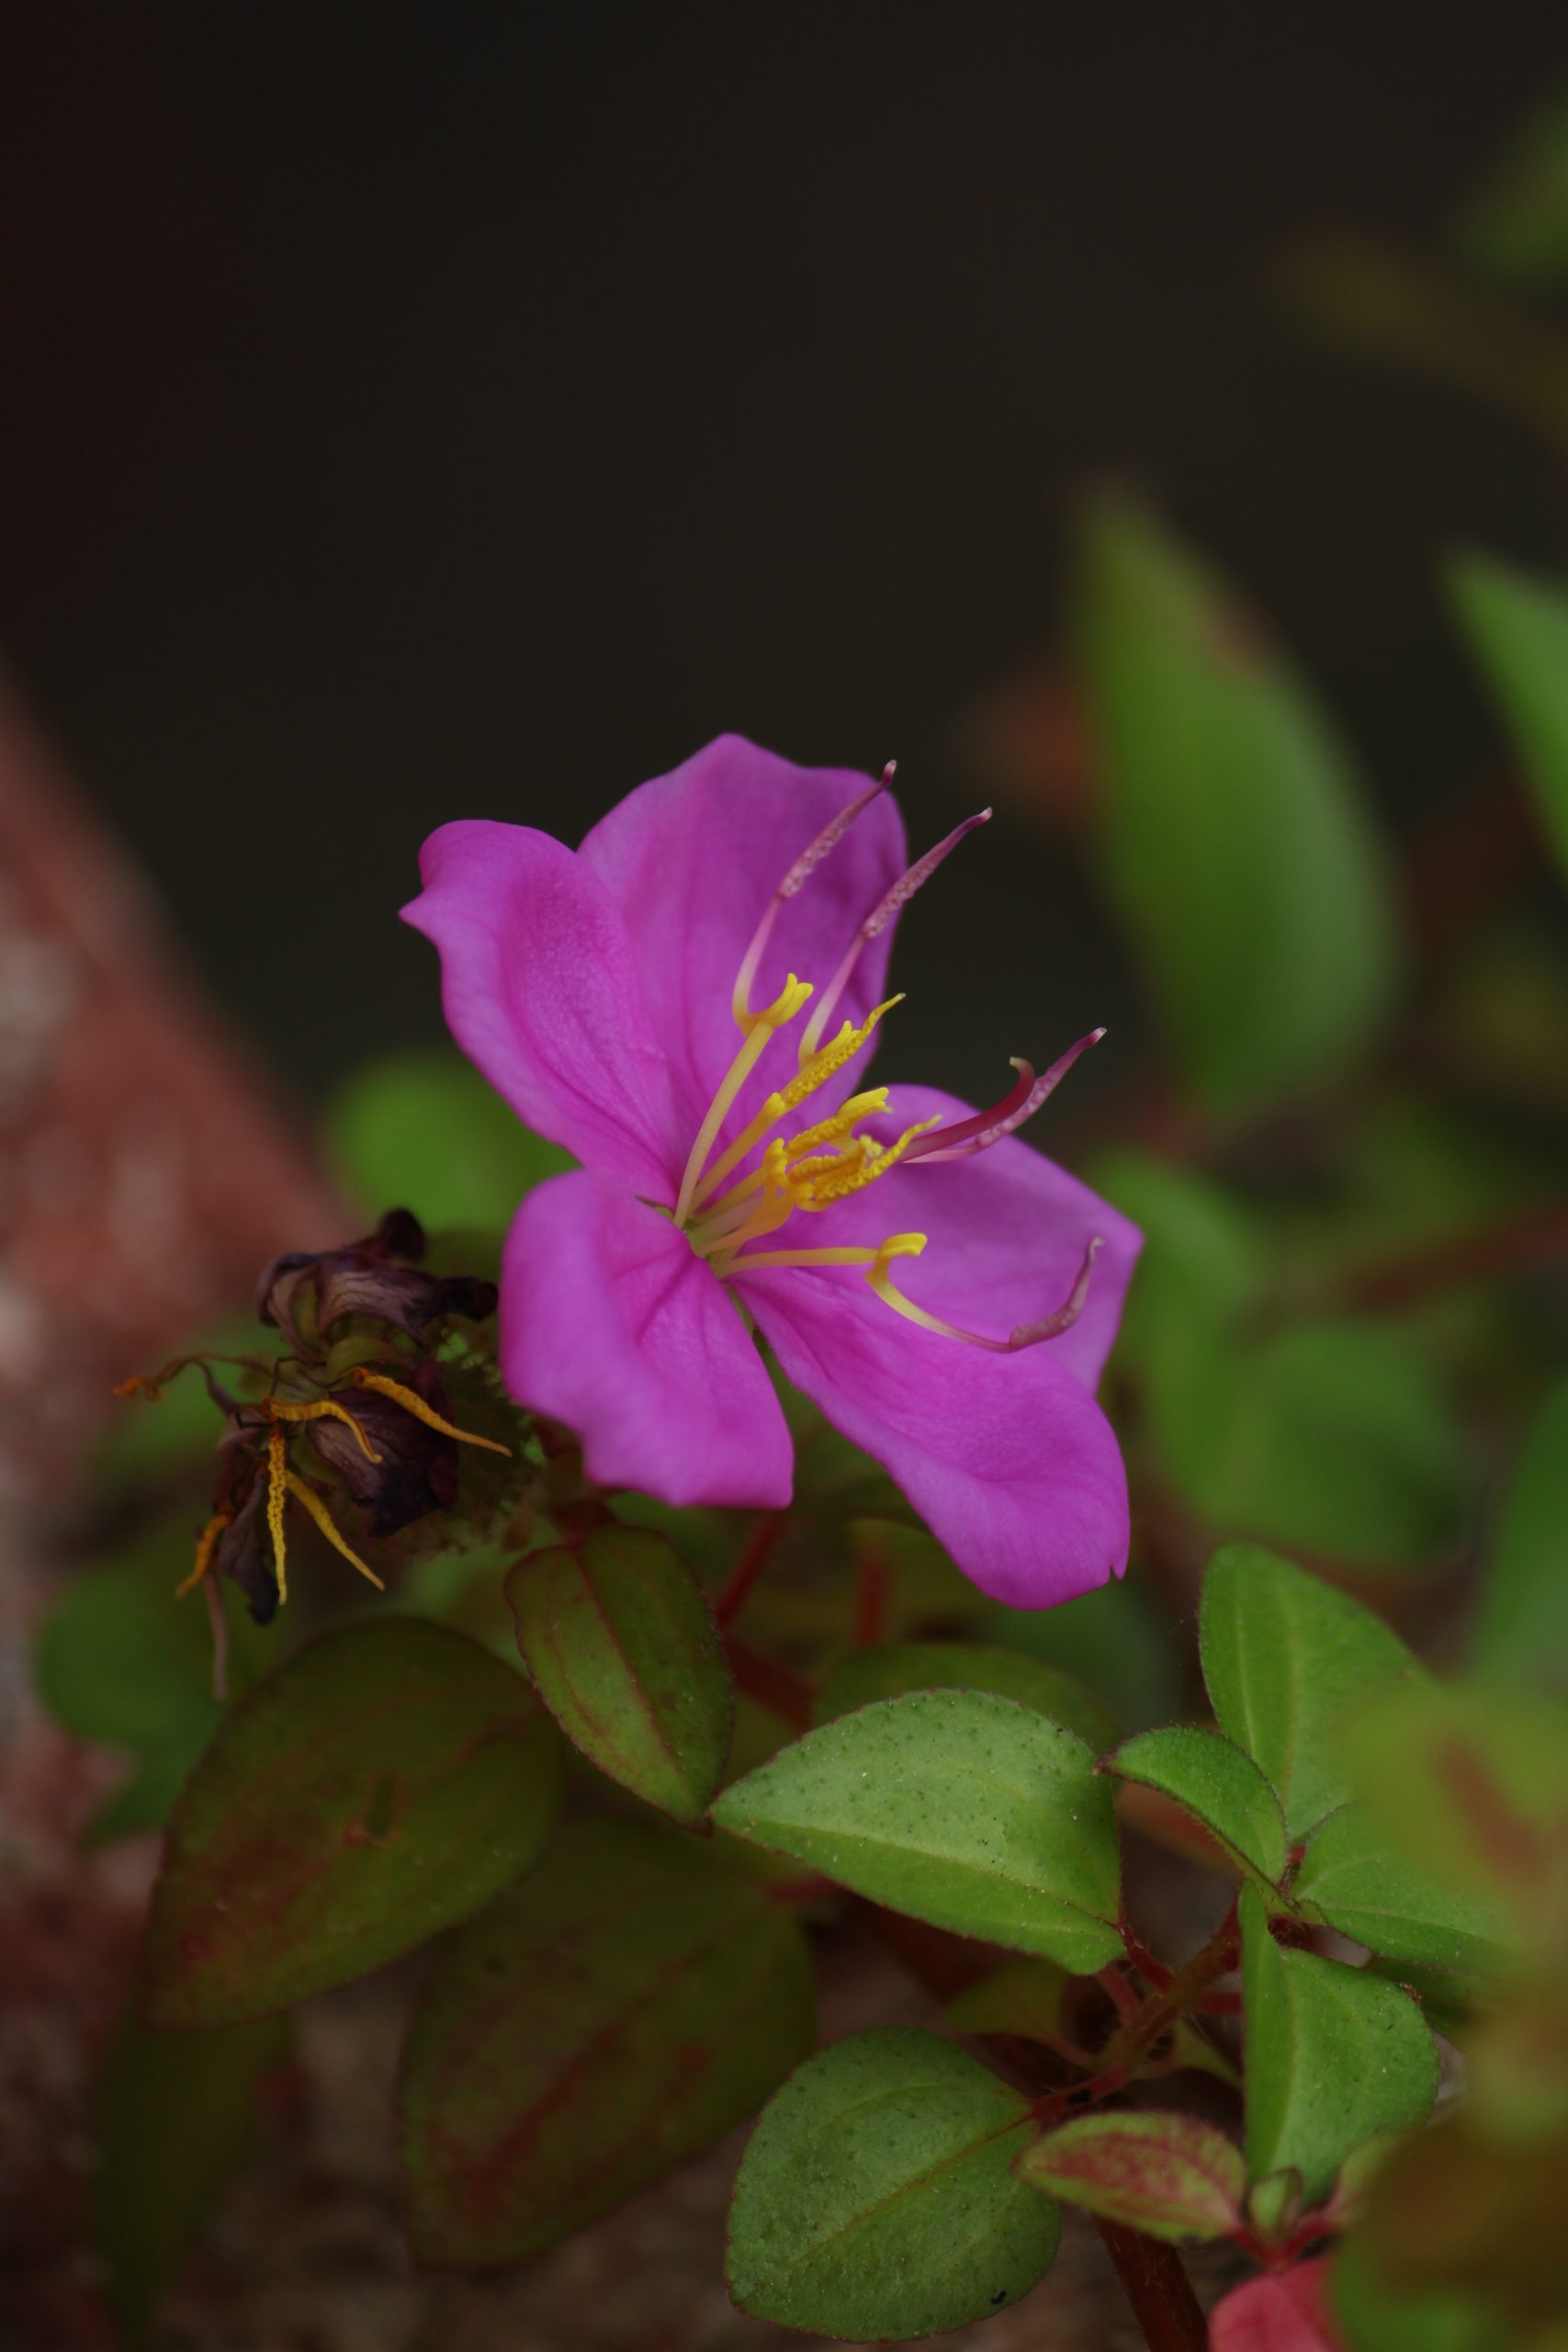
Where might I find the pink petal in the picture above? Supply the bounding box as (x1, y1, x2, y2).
(501, 1171, 793, 1509)
(1208, 2263, 1344, 2352)
(741, 1264, 1130, 1607)
(403, 820, 683, 1196)
(576, 736, 908, 1136)
(781, 1085, 1142, 1390)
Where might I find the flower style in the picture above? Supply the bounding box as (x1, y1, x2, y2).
(403, 738, 1140, 1607)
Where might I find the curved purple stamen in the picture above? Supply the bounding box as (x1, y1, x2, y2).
(905, 1027, 1106, 1164)
(800, 808, 992, 1059)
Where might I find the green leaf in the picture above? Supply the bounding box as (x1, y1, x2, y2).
(1200, 1545, 1420, 1838)
(1452, 84, 1568, 289)
(727, 2027, 1061, 2337)
(1106, 1725, 1288, 1887)
(1075, 493, 1400, 1113)
(142, 1621, 561, 2027)
(1293, 1804, 1517, 1975)
(1344, 1679, 1568, 1953)
(1334, 2235, 1515, 2352)
(326, 1047, 574, 1232)
(1473, 1378, 1568, 1692)
(711, 1690, 1122, 1972)
(505, 1526, 731, 1821)
(815, 1641, 1121, 1755)
(984, 1572, 1180, 1732)
(1241, 1885, 1438, 2204)
(944, 1957, 1076, 2051)
(400, 1817, 813, 2264)
(92, 2012, 289, 2343)
(1017, 2110, 1245, 2244)
(1450, 551, 1568, 892)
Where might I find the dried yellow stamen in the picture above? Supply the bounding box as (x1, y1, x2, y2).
(265, 1422, 290, 1602)
(283, 1472, 385, 1589)
(346, 1367, 512, 1455)
(175, 1508, 233, 1600)
(263, 1394, 381, 1462)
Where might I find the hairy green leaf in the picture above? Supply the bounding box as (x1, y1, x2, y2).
(1293, 1804, 1517, 1975)
(815, 1641, 1120, 1754)
(1076, 493, 1399, 1112)
(400, 1818, 813, 2264)
(1107, 1724, 1288, 1887)
(727, 2028, 1060, 2336)
(142, 1620, 561, 2027)
(1018, 2110, 1245, 2243)
(506, 1526, 730, 1820)
(711, 1690, 1122, 1971)
(1201, 1545, 1420, 1838)
(1241, 1886, 1438, 2203)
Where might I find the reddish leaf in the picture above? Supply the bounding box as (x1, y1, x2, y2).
(1210, 2260, 1343, 2352)
(1018, 2110, 1245, 2243)
(142, 1620, 561, 2028)
(399, 1816, 815, 2265)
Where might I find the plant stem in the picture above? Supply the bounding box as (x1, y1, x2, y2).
(714, 1515, 784, 1627)
(1095, 2221, 1210, 2352)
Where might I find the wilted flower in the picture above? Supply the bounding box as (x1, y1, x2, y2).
(118, 1211, 509, 1632)
(405, 739, 1140, 1608)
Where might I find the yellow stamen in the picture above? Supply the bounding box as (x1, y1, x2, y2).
(803, 1116, 941, 1204)
(674, 972, 813, 1223)
(175, 1508, 233, 1599)
(724, 1234, 928, 1276)
(266, 1422, 289, 1602)
(346, 1367, 512, 1455)
(284, 1472, 385, 1589)
(264, 1395, 382, 1462)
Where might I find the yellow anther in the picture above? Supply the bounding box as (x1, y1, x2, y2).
(675, 973, 814, 1222)
(284, 1472, 386, 1589)
(175, 1508, 234, 1600)
(872, 1232, 929, 1276)
(263, 1395, 382, 1462)
(265, 1422, 290, 1603)
(783, 1089, 889, 1159)
(791, 995, 900, 1087)
(804, 1116, 941, 1205)
(346, 1366, 512, 1455)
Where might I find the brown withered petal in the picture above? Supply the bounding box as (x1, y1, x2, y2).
(257, 1207, 496, 1348)
(213, 1472, 279, 1625)
(306, 1382, 458, 1538)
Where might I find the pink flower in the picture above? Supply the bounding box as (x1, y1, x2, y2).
(403, 737, 1139, 1607)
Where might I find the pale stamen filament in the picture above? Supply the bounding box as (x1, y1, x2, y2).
(798, 809, 991, 1066)
(674, 973, 813, 1225)
(869, 1234, 1104, 1351)
(730, 763, 895, 1030)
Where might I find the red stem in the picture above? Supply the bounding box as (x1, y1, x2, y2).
(852, 1542, 891, 1647)
(714, 1515, 784, 1627)
(1095, 2221, 1210, 2352)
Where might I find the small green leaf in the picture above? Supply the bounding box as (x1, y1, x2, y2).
(945, 1957, 1076, 2052)
(711, 1690, 1122, 1972)
(92, 2012, 289, 2343)
(1201, 1545, 1420, 1838)
(1018, 2110, 1246, 2244)
(1452, 84, 1568, 289)
(142, 1621, 561, 2027)
(506, 1526, 731, 1821)
(1450, 551, 1568, 892)
(1293, 1804, 1517, 1975)
(400, 1818, 813, 2264)
(815, 1641, 1121, 1755)
(1075, 493, 1400, 1113)
(1106, 1725, 1288, 1886)
(1241, 1885, 1438, 2203)
(1473, 1378, 1568, 1692)
(327, 1047, 574, 1232)
(984, 1572, 1181, 1733)
(1344, 1679, 1568, 1953)
(727, 2028, 1061, 2337)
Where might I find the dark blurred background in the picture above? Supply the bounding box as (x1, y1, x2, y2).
(3, 2, 1564, 1105)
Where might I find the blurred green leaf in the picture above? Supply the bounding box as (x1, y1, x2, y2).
(814, 1640, 1121, 1754)
(506, 1526, 731, 1822)
(400, 1817, 813, 2264)
(143, 1620, 561, 2027)
(1075, 493, 1400, 1114)
(1201, 1545, 1420, 1839)
(985, 1573, 1181, 1732)
(1334, 2235, 1516, 2352)
(1293, 1804, 1517, 1975)
(712, 1690, 1123, 1971)
(1241, 1885, 1438, 2203)
(327, 1047, 574, 1231)
(726, 2027, 1060, 2337)
(93, 1323, 259, 1493)
(1453, 85, 1568, 290)
(1450, 551, 1568, 891)
(1018, 2110, 1245, 2244)
(1474, 1380, 1568, 1692)
(1362, 2106, 1568, 2312)
(1107, 1725, 1288, 1888)
(93, 2011, 289, 2344)
(1468, 1983, 1568, 2148)
(944, 1955, 1076, 2051)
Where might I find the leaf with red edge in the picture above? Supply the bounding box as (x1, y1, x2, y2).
(506, 1525, 731, 1821)
(142, 1620, 561, 2028)
(399, 1816, 814, 2265)
(1017, 2110, 1245, 2243)
(1209, 2260, 1343, 2352)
